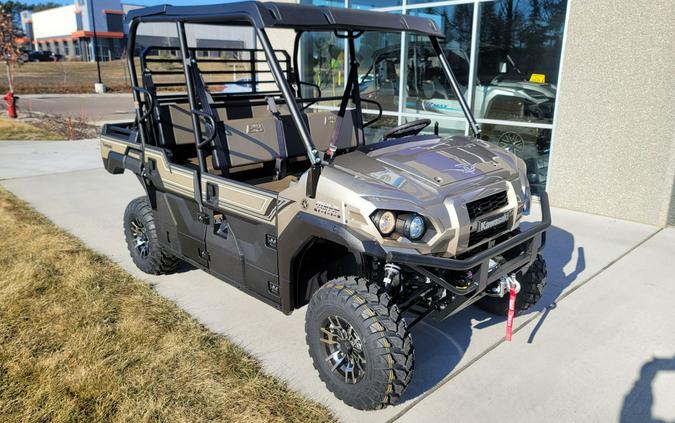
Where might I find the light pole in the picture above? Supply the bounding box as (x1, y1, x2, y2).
(87, 0, 106, 92)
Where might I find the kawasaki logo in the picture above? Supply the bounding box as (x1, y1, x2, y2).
(477, 212, 509, 232)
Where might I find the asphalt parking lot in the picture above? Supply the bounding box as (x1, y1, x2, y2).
(1, 139, 673, 422)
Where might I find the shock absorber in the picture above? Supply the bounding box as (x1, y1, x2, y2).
(382, 263, 401, 292)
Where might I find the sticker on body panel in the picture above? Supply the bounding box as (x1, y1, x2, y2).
(369, 169, 406, 188)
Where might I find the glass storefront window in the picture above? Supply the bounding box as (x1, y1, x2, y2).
(481, 122, 551, 193)
(299, 0, 568, 192)
(355, 31, 402, 112)
(403, 115, 467, 138)
(349, 0, 402, 9)
(473, 0, 567, 124)
(402, 5, 473, 122)
(363, 114, 399, 143)
(300, 31, 345, 98)
(299, 0, 347, 97)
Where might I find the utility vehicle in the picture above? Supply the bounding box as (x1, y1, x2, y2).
(100, 1, 550, 410)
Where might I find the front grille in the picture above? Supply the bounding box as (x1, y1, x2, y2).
(466, 191, 508, 220)
(469, 221, 509, 246)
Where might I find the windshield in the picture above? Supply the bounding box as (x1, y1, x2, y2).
(293, 30, 478, 139)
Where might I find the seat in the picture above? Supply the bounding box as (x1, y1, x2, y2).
(307, 109, 359, 151)
(166, 102, 285, 170)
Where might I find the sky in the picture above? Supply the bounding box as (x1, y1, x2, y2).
(21, 0, 232, 6)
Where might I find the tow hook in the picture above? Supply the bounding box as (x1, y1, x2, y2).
(486, 273, 521, 298)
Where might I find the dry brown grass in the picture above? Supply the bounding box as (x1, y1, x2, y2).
(1, 59, 245, 94)
(0, 115, 98, 141)
(0, 118, 64, 140)
(2, 61, 133, 94)
(0, 187, 334, 423)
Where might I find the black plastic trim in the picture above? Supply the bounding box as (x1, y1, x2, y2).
(277, 212, 385, 313)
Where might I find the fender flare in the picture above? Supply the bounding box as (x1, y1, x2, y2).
(277, 212, 385, 313)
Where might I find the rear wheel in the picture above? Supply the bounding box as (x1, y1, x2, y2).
(305, 276, 414, 410)
(123, 196, 181, 275)
(475, 254, 548, 315)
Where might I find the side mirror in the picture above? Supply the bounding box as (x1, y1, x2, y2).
(499, 62, 508, 74)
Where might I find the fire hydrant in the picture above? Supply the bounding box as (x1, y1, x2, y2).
(3, 91, 17, 119)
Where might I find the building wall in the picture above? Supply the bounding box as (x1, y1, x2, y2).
(667, 131, 675, 226)
(547, 0, 675, 227)
(78, 0, 124, 33)
(32, 5, 78, 39)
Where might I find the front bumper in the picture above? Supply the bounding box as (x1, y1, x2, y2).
(385, 191, 551, 297)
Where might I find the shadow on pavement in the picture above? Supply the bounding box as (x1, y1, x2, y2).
(398, 224, 581, 403)
(620, 356, 675, 423)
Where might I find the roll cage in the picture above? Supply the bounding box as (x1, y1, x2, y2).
(125, 1, 481, 199)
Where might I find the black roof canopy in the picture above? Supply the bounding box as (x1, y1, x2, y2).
(126, 1, 444, 37)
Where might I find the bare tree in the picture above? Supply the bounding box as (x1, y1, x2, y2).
(0, 5, 22, 92)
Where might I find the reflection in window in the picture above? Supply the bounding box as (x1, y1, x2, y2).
(482, 123, 551, 193)
(349, 0, 402, 9)
(473, 0, 567, 124)
(356, 31, 402, 112)
(300, 31, 345, 98)
(403, 116, 467, 139)
(402, 5, 473, 122)
(363, 115, 399, 143)
(299, 0, 346, 97)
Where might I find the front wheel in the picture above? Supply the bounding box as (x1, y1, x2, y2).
(123, 196, 181, 275)
(475, 254, 548, 315)
(305, 277, 414, 410)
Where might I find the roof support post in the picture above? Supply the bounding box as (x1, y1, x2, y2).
(256, 27, 322, 198)
(127, 19, 147, 149)
(255, 27, 318, 166)
(177, 21, 208, 175)
(347, 33, 365, 146)
(430, 36, 481, 138)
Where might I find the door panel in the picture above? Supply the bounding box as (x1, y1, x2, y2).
(155, 190, 208, 268)
(201, 173, 282, 303)
(144, 147, 208, 267)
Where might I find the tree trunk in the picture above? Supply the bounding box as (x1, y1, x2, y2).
(5, 62, 13, 93)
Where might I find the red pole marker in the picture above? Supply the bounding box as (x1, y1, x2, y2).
(505, 284, 517, 341)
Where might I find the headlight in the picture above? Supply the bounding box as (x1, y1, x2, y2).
(398, 214, 426, 240)
(372, 210, 396, 235)
(371, 210, 427, 240)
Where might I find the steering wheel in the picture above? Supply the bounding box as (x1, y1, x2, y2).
(382, 118, 432, 139)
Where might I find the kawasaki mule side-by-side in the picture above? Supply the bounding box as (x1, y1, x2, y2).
(100, 1, 550, 410)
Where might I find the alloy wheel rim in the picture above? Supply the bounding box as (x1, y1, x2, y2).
(498, 132, 525, 153)
(320, 315, 366, 384)
(130, 218, 149, 257)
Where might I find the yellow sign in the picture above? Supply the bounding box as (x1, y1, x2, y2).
(529, 73, 546, 83)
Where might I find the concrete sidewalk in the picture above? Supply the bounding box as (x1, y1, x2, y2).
(1, 140, 671, 422)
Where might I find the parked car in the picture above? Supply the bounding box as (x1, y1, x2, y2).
(22, 50, 63, 62)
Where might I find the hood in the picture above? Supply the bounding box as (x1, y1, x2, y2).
(334, 136, 514, 193)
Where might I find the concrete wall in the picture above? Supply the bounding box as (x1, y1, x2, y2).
(547, 0, 675, 227)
